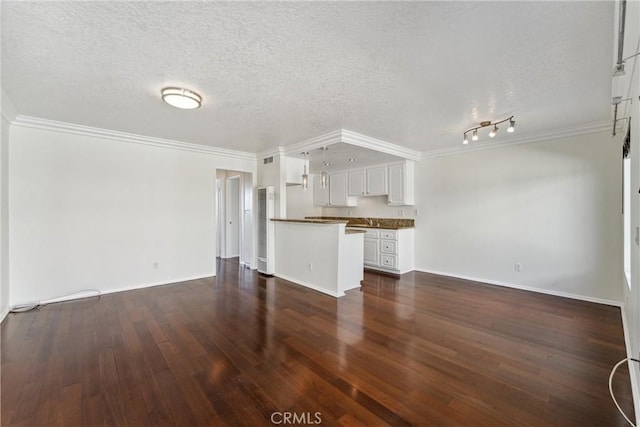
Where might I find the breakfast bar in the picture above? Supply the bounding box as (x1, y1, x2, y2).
(271, 219, 365, 297)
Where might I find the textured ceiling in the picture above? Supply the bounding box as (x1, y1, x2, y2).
(1, 1, 615, 155)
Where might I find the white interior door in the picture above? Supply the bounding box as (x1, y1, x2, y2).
(240, 173, 253, 267)
(226, 176, 240, 258)
(216, 179, 222, 258)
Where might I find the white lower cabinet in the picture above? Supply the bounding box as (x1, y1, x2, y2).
(363, 239, 379, 264)
(349, 227, 414, 274)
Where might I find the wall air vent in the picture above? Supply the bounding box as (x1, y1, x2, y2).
(263, 156, 274, 164)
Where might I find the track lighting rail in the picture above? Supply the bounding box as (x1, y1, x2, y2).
(463, 116, 515, 145)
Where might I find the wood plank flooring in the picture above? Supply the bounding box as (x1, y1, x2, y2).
(1, 258, 635, 426)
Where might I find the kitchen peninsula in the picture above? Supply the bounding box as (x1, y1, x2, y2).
(271, 219, 365, 297)
(308, 216, 416, 274)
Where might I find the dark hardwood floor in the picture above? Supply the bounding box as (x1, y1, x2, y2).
(1, 258, 636, 426)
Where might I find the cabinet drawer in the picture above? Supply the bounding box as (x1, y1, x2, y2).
(380, 254, 397, 269)
(380, 240, 397, 254)
(364, 229, 379, 238)
(380, 230, 397, 240)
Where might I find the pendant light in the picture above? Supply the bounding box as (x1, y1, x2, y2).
(301, 152, 309, 190)
(320, 146, 329, 189)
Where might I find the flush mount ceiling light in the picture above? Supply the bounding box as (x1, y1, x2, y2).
(161, 87, 202, 109)
(463, 116, 515, 145)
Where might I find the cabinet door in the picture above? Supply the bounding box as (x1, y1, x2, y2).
(388, 163, 404, 205)
(313, 174, 329, 206)
(366, 166, 387, 196)
(329, 172, 356, 206)
(363, 239, 378, 265)
(388, 162, 414, 205)
(348, 169, 365, 196)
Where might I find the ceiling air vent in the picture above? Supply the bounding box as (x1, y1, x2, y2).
(263, 156, 274, 164)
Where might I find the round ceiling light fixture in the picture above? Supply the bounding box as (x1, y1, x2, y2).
(161, 87, 202, 109)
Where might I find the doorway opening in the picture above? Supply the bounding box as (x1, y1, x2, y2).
(215, 170, 253, 269)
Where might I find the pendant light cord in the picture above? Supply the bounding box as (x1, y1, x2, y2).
(9, 289, 101, 313)
(609, 357, 640, 426)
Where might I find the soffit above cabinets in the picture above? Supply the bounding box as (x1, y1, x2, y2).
(290, 143, 405, 174)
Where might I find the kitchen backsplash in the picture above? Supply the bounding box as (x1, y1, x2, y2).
(321, 196, 416, 219)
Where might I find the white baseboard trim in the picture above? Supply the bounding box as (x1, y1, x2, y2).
(274, 273, 343, 298)
(96, 274, 216, 299)
(413, 268, 622, 307)
(7, 274, 215, 311)
(620, 305, 640, 424)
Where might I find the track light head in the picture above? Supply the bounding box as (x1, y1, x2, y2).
(462, 116, 515, 144)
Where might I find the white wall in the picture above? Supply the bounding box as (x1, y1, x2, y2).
(257, 152, 287, 218)
(286, 174, 322, 219)
(617, 0, 640, 408)
(1, 115, 10, 317)
(8, 125, 255, 306)
(415, 131, 622, 303)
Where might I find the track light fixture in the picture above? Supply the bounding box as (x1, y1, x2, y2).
(463, 116, 515, 144)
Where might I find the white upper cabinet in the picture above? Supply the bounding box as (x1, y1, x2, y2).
(387, 161, 415, 206)
(313, 173, 357, 207)
(348, 166, 387, 196)
(285, 157, 305, 185)
(366, 166, 387, 196)
(329, 172, 357, 207)
(314, 161, 414, 206)
(348, 169, 365, 196)
(313, 174, 330, 206)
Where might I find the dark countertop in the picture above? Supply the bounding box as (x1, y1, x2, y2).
(305, 216, 415, 230)
(345, 229, 367, 234)
(271, 218, 349, 224)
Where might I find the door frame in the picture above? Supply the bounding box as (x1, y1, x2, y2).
(225, 175, 241, 258)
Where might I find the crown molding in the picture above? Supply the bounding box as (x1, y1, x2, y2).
(11, 115, 257, 160)
(257, 146, 286, 159)
(340, 129, 422, 161)
(1, 92, 18, 123)
(421, 120, 612, 159)
(282, 129, 421, 161)
(282, 129, 343, 155)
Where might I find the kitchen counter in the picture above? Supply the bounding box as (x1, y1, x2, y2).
(305, 216, 415, 230)
(345, 229, 367, 234)
(272, 218, 364, 234)
(271, 219, 363, 297)
(271, 218, 348, 225)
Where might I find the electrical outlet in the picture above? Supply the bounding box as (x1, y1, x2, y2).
(414, 209, 419, 216)
(308, 262, 313, 271)
(153, 262, 159, 269)
(514, 263, 522, 272)
(397, 210, 404, 217)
